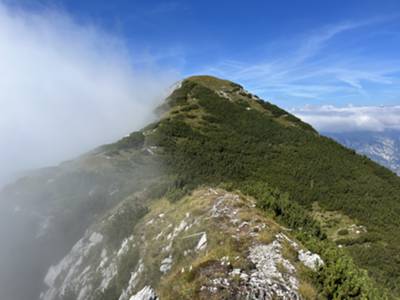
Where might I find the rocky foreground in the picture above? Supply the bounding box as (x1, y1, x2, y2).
(41, 188, 323, 300)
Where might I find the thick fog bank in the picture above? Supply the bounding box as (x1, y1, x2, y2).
(0, 2, 177, 189)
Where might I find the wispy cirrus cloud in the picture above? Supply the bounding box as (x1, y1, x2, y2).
(204, 17, 400, 106)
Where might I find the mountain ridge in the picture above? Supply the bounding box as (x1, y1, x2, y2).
(1, 75, 399, 299)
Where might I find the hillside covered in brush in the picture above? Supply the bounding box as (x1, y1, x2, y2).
(1, 76, 400, 300)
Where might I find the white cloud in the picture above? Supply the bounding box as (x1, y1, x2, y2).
(292, 105, 400, 132)
(0, 3, 178, 186)
(204, 18, 400, 104)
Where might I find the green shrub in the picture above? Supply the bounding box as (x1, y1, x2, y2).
(338, 229, 349, 236)
(146, 77, 400, 297)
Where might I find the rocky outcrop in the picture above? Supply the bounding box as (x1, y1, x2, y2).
(39, 188, 323, 300)
(129, 286, 158, 300)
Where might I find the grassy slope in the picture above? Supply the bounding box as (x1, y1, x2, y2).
(91, 187, 321, 300)
(130, 75, 400, 297)
(3, 75, 400, 299)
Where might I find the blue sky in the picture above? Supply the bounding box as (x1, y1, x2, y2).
(0, 0, 400, 184)
(11, 0, 400, 109)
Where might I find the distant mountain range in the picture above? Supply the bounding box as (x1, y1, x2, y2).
(325, 130, 400, 176)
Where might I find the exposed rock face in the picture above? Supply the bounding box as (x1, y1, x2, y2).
(276, 233, 323, 271)
(129, 286, 158, 300)
(248, 242, 299, 300)
(298, 249, 323, 271)
(119, 260, 144, 300)
(38, 188, 322, 299)
(195, 232, 207, 251)
(3, 75, 399, 299)
(41, 232, 104, 300)
(159, 256, 173, 274)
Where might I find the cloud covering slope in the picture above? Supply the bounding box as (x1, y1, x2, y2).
(0, 3, 177, 187)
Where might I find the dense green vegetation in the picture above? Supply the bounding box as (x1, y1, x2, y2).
(246, 182, 383, 299)
(135, 76, 400, 298)
(5, 75, 398, 299)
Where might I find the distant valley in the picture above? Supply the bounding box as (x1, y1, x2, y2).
(325, 130, 400, 176)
